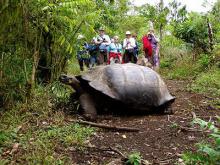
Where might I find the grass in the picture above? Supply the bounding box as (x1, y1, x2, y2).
(160, 57, 201, 80)
(189, 66, 220, 96)
(67, 59, 81, 75)
(0, 84, 94, 164)
(160, 48, 220, 97)
(182, 117, 220, 165)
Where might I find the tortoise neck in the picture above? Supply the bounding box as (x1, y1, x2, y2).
(71, 83, 84, 94)
(69, 77, 84, 95)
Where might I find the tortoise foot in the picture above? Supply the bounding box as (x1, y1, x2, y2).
(82, 113, 97, 121)
(164, 105, 174, 114)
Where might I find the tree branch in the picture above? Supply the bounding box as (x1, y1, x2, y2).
(77, 120, 140, 132)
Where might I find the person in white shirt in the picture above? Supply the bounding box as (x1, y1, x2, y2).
(93, 27, 111, 65)
(123, 31, 136, 63)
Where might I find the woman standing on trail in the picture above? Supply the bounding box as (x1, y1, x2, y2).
(123, 31, 136, 63)
(132, 33, 139, 63)
(142, 33, 152, 62)
(147, 29, 160, 70)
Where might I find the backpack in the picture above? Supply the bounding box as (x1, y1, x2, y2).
(87, 44, 98, 54)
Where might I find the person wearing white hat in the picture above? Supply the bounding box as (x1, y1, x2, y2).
(93, 27, 111, 65)
(123, 31, 136, 63)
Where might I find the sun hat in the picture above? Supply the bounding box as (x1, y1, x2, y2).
(114, 36, 119, 40)
(99, 27, 105, 31)
(125, 31, 131, 35)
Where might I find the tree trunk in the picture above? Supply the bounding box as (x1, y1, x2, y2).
(31, 51, 39, 89)
(159, 0, 164, 41)
(159, 23, 163, 41)
(207, 18, 214, 51)
(30, 30, 42, 94)
(0, 52, 4, 79)
(22, 0, 29, 82)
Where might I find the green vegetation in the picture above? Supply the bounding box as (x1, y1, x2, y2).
(0, 0, 220, 164)
(0, 84, 94, 164)
(189, 66, 220, 96)
(1, 0, 220, 108)
(160, 43, 220, 96)
(126, 152, 142, 165)
(182, 117, 220, 165)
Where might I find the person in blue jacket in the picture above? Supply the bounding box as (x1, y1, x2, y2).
(76, 34, 90, 71)
(108, 36, 123, 64)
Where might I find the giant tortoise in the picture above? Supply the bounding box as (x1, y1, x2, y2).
(59, 63, 175, 120)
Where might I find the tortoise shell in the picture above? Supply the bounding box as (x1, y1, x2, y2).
(80, 63, 175, 110)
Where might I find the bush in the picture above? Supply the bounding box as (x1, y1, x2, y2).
(189, 66, 220, 96)
(198, 54, 211, 69)
(126, 152, 142, 165)
(0, 52, 32, 109)
(0, 84, 94, 164)
(182, 117, 220, 165)
(49, 81, 72, 103)
(161, 56, 201, 80)
(212, 44, 220, 67)
(160, 58, 173, 68)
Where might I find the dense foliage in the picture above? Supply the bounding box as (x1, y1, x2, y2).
(0, 0, 127, 108)
(183, 117, 220, 164)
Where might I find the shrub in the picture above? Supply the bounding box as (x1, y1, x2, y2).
(182, 117, 220, 165)
(126, 152, 142, 165)
(0, 84, 94, 164)
(198, 54, 211, 69)
(161, 56, 201, 80)
(189, 66, 220, 96)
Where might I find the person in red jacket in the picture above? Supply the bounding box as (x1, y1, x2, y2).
(142, 30, 160, 70)
(142, 33, 153, 64)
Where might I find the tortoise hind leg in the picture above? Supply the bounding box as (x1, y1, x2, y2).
(79, 93, 97, 121)
(157, 102, 174, 115)
(162, 102, 174, 114)
(164, 104, 173, 114)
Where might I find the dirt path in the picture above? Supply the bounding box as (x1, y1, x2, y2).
(70, 80, 220, 165)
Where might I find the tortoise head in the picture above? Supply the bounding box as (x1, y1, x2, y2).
(59, 74, 83, 94)
(59, 74, 80, 85)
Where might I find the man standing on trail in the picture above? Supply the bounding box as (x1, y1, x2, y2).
(93, 27, 111, 65)
(123, 31, 136, 63)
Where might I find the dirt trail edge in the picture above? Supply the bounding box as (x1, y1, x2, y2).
(70, 80, 220, 165)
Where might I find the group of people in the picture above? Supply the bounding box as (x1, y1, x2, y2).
(76, 27, 160, 71)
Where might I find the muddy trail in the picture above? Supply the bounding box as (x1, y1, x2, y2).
(67, 80, 220, 165)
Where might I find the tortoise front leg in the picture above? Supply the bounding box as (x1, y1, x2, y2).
(79, 93, 97, 121)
